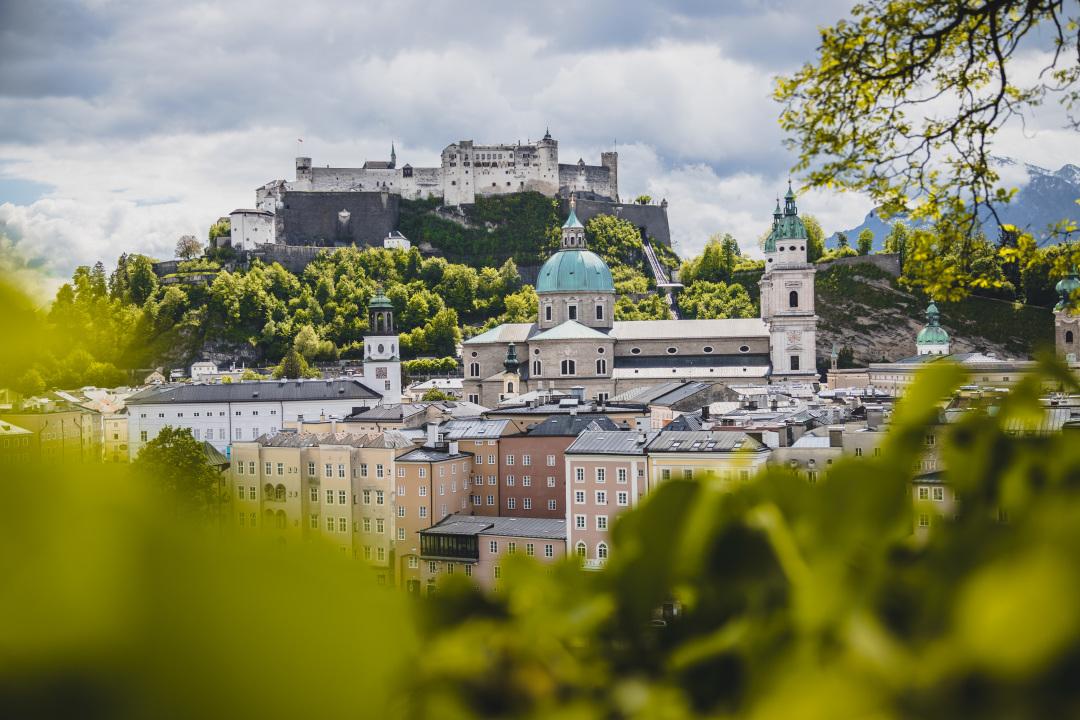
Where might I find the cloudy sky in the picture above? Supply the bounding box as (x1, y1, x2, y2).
(1, 0, 1075, 294)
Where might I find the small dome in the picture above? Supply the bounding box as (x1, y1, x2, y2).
(917, 325, 950, 344)
(536, 249, 614, 293)
(368, 291, 393, 309)
(1055, 269, 1080, 311)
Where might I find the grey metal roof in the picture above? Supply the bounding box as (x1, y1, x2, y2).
(251, 430, 412, 449)
(486, 402, 639, 416)
(613, 354, 770, 369)
(665, 414, 704, 431)
(441, 418, 511, 439)
(127, 379, 381, 405)
(422, 514, 566, 540)
(397, 447, 472, 462)
(463, 322, 537, 345)
(565, 430, 656, 455)
(346, 403, 428, 421)
(524, 415, 620, 437)
(610, 318, 768, 340)
(646, 430, 765, 453)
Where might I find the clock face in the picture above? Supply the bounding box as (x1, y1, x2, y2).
(786, 330, 802, 344)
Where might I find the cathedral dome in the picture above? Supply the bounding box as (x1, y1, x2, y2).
(536, 249, 615, 294)
(764, 182, 808, 252)
(916, 300, 950, 345)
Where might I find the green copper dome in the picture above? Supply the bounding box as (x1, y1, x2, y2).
(916, 300, 950, 344)
(1055, 268, 1080, 312)
(764, 182, 808, 253)
(536, 249, 614, 294)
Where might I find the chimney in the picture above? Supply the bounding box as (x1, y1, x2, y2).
(426, 422, 439, 448)
(449, 440, 459, 455)
(829, 426, 843, 448)
(330, 418, 338, 434)
(701, 405, 710, 420)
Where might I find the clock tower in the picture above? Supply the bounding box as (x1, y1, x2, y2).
(364, 289, 402, 404)
(760, 183, 818, 382)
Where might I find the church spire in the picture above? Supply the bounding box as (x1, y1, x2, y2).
(390, 142, 396, 168)
(784, 180, 797, 216)
(560, 194, 586, 249)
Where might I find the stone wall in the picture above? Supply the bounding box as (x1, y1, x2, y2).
(248, 244, 328, 274)
(277, 191, 399, 247)
(567, 198, 672, 248)
(816, 253, 901, 276)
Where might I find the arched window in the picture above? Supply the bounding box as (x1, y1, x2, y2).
(576, 541, 587, 558)
(597, 543, 608, 560)
(1068, 330, 1075, 344)
(376, 314, 385, 332)
(789, 290, 799, 308)
(596, 358, 607, 375)
(532, 360, 541, 376)
(595, 303, 604, 321)
(276, 510, 287, 529)
(561, 359, 576, 376)
(506, 381, 514, 394)
(469, 363, 480, 377)
(544, 305, 552, 321)
(264, 483, 274, 498)
(275, 484, 286, 501)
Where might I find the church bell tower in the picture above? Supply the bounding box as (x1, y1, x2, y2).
(760, 182, 817, 381)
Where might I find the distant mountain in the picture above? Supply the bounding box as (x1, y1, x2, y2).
(828, 158, 1080, 249)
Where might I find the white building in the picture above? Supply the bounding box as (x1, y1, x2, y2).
(229, 208, 275, 250)
(189, 361, 218, 382)
(383, 230, 411, 251)
(125, 378, 383, 459)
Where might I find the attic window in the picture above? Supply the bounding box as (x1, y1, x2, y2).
(739, 345, 750, 353)
(631, 347, 641, 355)
(703, 346, 713, 353)
(667, 347, 677, 354)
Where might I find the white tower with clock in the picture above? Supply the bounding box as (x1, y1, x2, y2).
(759, 183, 818, 382)
(364, 289, 402, 404)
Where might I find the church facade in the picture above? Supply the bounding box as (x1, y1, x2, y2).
(461, 190, 818, 408)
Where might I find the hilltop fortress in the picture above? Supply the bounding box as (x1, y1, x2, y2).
(254, 130, 617, 213)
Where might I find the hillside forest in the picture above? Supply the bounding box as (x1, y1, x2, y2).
(13, 193, 1075, 394)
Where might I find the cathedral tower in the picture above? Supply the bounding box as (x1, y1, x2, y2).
(1055, 266, 1080, 362)
(916, 300, 950, 355)
(760, 182, 817, 381)
(364, 289, 402, 403)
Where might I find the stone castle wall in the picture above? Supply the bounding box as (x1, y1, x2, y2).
(568, 198, 672, 248)
(277, 191, 400, 247)
(815, 253, 901, 277)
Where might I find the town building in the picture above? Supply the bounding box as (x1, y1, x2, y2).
(645, 430, 771, 487)
(462, 191, 818, 407)
(419, 515, 567, 593)
(497, 415, 620, 519)
(228, 430, 412, 582)
(394, 443, 474, 593)
(439, 419, 514, 517)
(402, 377, 464, 402)
(0, 400, 103, 463)
(564, 430, 654, 568)
(0, 420, 34, 465)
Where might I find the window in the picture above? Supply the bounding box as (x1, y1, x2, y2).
(507, 542, 517, 554)
(925, 434, 936, 447)
(488, 454, 495, 465)
(419, 467, 426, 478)
(507, 497, 516, 510)
(576, 542, 587, 558)
(338, 490, 347, 505)
(526, 543, 535, 556)
(376, 547, 385, 561)
(439, 483, 445, 495)
(575, 467, 585, 483)
(918, 514, 930, 528)
(523, 497, 532, 510)
(376, 518, 384, 533)
(326, 489, 334, 504)
(522, 454, 531, 467)
(789, 290, 799, 308)
(326, 517, 335, 532)
(596, 490, 607, 505)
(419, 506, 428, 518)
(661, 469, 671, 480)
(506, 475, 515, 486)
(575, 490, 585, 504)
(324, 463, 332, 478)
(363, 517, 372, 532)
(397, 528, 405, 540)
(790, 355, 800, 371)
(505, 454, 515, 466)
(1068, 330, 1075, 343)
(855, 448, 864, 457)
(487, 495, 495, 506)
(360, 463, 368, 477)
(419, 486, 427, 497)
(469, 362, 480, 377)
(567, 304, 578, 321)
(548, 499, 557, 511)
(488, 475, 496, 485)
(338, 517, 347, 532)
(918, 487, 929, 500)
(683, 469, 693, 480)
(310, 514, 318, 529)
(561, 359, 576, 376)
(617, 491, 628, 506)
(376, 490, 384, 505)
(617, 468, 627, 484)
(575, 514, 586, 529)
(237, 461, 244, 475)
(248, 487, 255, 500)
(595, 304, 604, 321)
(544, 544, 554, 558)
(397, 506, 405, 518)
(532, 360, 542, 376)
(248, 462, 256, 475)
(544, 305, 552, 321)
(397, 467, 406, 478)
(932, 487, 944, 501)
(362, 489, 371, 504)
(408, 556, 418, 569)
(547, 476, 556, 487)
(265, 462, 272, 476)
(464, 564, 472, 577)
(446, 562, 454, 574)
(596, 358, 607, 375)
(376, 464, 384, 478)
(308, 462, 315, 476)
(494, 566, 501, 580)
(522, 475, 531, 487)
(489, 540, 498, 554)
(338, 464, 346, 478)
(596, 468, 606, 484)
(597, 543, 608, 560)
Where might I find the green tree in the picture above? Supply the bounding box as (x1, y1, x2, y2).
(776, 0, 1080, 297)
(857, 229, 874, 256)
(273, 348, 313, 379)
(176, 235, 203, 260)
(615, 294, 669, 321)
(836, 232, 849, 250)
(677, 281, 756, 320)
(133, 426, 226, 516)
(421, 388, 454, 401)
(802, 214, 826, 263)
(208, 218, 231, 247)
(634, 195, 652, 205)
(884, 222, 910, 272)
